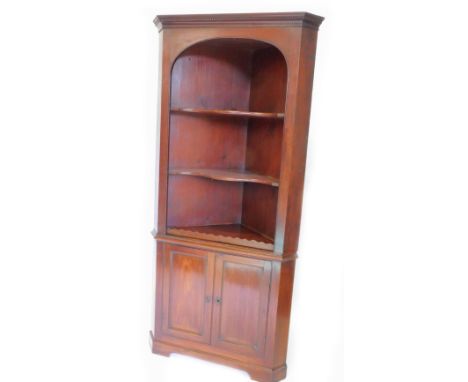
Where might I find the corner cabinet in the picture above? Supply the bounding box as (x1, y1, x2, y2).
(150, 12, 324, 382)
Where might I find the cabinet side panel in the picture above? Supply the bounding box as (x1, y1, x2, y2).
(273, 260, 296, 367)
(283, 29, 319, 253)
(154, 242, 165, 337)
(156, 31, 172, 234)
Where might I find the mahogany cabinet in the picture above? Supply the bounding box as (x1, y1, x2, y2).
(150, 12, 324, 382)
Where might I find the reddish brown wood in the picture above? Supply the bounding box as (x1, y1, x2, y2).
(168, 114, 247, 171)
(242, 183, 278, 240)
(167, 176, 243, 227)
(266, 260, 296, 367)
(249, 47, 287, 114)
(167, 224, 274, 251)
(155, 233, 296, 262)
(172, 108, 284, 119)
(169, 168, 279, 187)
(280, 26, 321, 255)
(151, 11, 323, 382)
(211, 255, 272, 358)
(170, 40, 251, 111)
(245, 47, 286, 178)
(154, 12, 324, 31)
(161, 244, 215, 343)
(152, 339, 287, 382)
(166, 38, 286, 240)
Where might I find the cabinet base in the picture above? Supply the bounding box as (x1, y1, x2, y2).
(150, 332, 287, 382)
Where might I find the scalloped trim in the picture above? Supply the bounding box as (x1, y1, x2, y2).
(167, 227, 274, 251)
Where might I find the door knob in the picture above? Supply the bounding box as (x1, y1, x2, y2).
(215, 296, 222, 304)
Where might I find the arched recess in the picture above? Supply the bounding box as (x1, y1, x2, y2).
(166, 38, 287, 249)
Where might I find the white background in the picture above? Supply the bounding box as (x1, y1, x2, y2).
(0, 0, 467, 381)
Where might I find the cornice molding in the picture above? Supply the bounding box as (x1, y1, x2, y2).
(154, 12, 324, 32)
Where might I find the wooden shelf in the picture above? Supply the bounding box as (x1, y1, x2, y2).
(171, 107, 284, 119)
(167, 224, 274, 251)
(169, 168, 279, 187)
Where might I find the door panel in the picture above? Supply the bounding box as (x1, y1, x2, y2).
(162, 244, 214, 343)
(211, 255, 272, 357)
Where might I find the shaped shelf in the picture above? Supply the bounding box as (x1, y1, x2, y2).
(169, 168, 279, 187)
(167, 224, 274, 251)
(171, 107, 284, 119)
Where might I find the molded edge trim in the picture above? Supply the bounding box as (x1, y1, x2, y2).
(151, 337, 288, 382)
(153, 232, 297, 262)
(154, 12, 324, 32)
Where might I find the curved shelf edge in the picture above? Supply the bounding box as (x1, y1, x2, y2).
(169, 168, 279, 187)
(171, 107, 284, 119)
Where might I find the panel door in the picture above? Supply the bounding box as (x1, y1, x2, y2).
(211, 254, 272, 357)
(161, 244, 215, 343)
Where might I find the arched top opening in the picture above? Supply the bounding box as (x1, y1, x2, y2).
(170, 38, 287, 114)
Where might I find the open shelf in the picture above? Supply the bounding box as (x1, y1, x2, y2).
(171, 108, 284, 119)
(167, 39, 287, 250)
(169, 168, 279, 187)
(167, 224, 274, 251)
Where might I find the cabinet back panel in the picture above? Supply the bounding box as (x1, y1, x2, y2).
(241, 183, 278, 240)
(170, 41, 251, 110)
(167, 176, 242, 227)
(169, 114, 247, 170)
